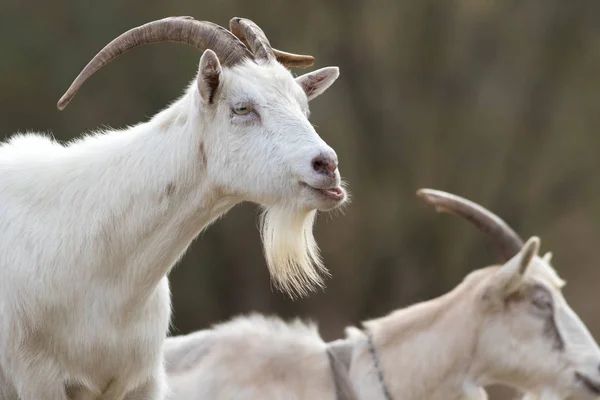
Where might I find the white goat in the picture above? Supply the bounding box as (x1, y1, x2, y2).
(163, 189, 600, 400)
(0, 16, 347, 400)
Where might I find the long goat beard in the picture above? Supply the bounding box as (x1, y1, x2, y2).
(259, 206, 328, 298)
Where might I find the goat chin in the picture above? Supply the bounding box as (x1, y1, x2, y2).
(260, 206, 327, 298)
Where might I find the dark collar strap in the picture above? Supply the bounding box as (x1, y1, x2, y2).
(326, 329, 394, 400)
(366, 330, 394, 400)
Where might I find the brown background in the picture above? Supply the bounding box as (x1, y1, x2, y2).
(3, 0, 600, 398)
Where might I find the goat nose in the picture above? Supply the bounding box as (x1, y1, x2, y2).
(312, 154, 338, 176)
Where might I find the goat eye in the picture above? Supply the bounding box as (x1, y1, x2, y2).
(531, 289, 553, 311)
(232, 105, 252, 115)
(532, 297, 552, 310)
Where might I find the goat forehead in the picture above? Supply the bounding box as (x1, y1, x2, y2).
(226, 62, 306, 107)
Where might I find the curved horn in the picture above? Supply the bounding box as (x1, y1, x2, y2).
(272, 49, 314, 69)
(417, 188, 524, 261)
(228, 18, 314, 68)
(57, 16, 253, 110)
(229, 17, 276, 63)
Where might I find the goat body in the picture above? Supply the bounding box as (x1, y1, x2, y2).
(165, 315, 338, 399)
(163, 273, 492, 399)
(0, 17, 345, 400)
(163, 238, 600, 399)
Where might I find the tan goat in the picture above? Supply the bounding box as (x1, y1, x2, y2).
(163, 189, 600, 400)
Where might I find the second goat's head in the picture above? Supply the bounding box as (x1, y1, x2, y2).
(419, 189, 600, 399)
(57, 17, 347, 297)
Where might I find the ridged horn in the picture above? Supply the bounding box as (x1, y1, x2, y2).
(229, 17, 314, 68)
(57, 16, 253, 110)
(417, 188, 524, 261)
(229, 17, 275, 63)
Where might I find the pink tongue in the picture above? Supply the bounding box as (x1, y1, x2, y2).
(327, 188, 342, 195)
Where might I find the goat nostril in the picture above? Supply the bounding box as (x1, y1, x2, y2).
(312, 156, 337, 176)
(312, 159, 324, 172)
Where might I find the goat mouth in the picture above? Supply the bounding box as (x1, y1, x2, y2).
(300, 182, 345, 202)
(575, 372, 600, 395)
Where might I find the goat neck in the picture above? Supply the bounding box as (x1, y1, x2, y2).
(350, 273, 489, 400)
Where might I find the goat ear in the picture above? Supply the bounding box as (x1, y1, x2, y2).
(510, 236, 540, 275)
(295, 66, 339, 101)
(197, 50, 222, 105)
(495, 236, 540, 295)
(486, 236, 540, 299)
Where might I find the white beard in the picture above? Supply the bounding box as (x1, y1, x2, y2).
(259, 206, 327, 298)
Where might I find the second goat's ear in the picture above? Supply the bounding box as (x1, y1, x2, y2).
(197, 50, 222, 105)
(498, 236, 539, 294)
(483, 237, 540, 307)
(295, 66, 339, 101)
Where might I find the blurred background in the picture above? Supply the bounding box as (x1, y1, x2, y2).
(2, 0, 600, 398)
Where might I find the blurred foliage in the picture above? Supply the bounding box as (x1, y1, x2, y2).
(2, 0, 600, 397)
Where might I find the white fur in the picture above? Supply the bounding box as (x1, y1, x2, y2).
(260, 206, 326, 297)
(163, 237, 600, 400)
(0, 47, 345, 400)
(164, 314, 335, 399)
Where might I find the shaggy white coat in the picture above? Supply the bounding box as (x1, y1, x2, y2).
(0, 51, 344, 399)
